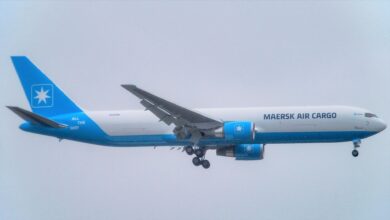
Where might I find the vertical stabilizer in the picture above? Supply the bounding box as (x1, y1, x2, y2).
(11, 56, 82, 117)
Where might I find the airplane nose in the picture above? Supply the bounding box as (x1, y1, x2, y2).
(377, 119, 387, 132)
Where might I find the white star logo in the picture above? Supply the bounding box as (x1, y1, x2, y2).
(34, 87, 51, 104)
(236, 126, 242, 132)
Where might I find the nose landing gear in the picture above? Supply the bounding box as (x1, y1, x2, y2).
(352, 149, 359, 157)
(352, 140, 361, 157)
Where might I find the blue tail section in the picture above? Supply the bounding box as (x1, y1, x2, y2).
(11, 56, 82, 117)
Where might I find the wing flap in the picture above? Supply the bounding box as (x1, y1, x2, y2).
(140, 99, 175, 125)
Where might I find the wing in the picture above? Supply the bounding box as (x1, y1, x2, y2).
(121, 85, 222, 135)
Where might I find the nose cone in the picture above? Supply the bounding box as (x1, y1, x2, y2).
(376, 119, 387, 133)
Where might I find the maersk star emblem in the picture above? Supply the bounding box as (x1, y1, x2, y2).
(31, 84, 53, 108)
(236, 125, 243, 132)
(34, 87, 51, 104)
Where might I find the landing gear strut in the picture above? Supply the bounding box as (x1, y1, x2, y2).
(194, 148, 205, 157)
(352, 140, 361, 157)
(186, 146, 210, 169)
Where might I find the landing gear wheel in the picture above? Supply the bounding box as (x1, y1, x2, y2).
(194, 149, 205, 157)
(184, 146, 194, 155)
(352, 149, 359, 157)
(201, 160, 210, 169)
(192, 157, 201, 166)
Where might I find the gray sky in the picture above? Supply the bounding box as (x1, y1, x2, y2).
(1, 1, 390, 220)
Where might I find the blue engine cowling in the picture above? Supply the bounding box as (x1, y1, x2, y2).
(216, 144, 265, 160)
(214, 121, 255, 142)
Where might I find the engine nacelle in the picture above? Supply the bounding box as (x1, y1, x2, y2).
(216, 144, 265, 160)
(214, 121, 255, 142)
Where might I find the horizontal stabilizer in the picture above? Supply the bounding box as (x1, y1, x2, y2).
(7, 106, 67, 128)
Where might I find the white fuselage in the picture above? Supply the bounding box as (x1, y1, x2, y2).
(82, 105, 386, 146)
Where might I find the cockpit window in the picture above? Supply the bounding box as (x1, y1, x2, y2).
(365, 113, 377, 118)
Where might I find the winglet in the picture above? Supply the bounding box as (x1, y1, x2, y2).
(7, 106, 67, 128)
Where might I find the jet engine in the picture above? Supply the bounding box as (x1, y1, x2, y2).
(213, 121, 255, 142)
(216, 144, 265, 160)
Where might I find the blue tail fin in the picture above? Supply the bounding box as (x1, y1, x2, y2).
(11, 56, 82, 117)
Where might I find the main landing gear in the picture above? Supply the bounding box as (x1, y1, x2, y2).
(352, 139, 361, 157)
(184, 146, 210, 169)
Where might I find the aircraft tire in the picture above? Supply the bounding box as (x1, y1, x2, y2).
(201, 160, 210, 169)
(185, 146, 194, 155)
(192, 157, 201, 166)
(352, 149, 359, 157)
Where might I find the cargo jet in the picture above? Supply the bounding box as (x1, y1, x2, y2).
(7, 56, 387, 169)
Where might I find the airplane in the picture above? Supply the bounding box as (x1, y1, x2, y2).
(7, 56, 387, 169)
